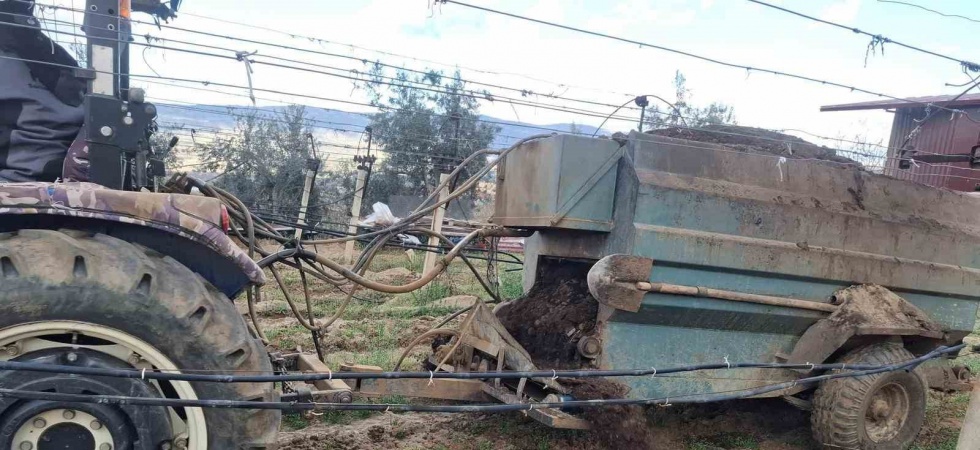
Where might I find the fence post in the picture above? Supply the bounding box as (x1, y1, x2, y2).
(294, 158, 321, 241)
(423, 173, 451, 275)
(344, 168, 368, 264)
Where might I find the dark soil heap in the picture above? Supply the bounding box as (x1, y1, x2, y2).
(496, 260, 598, 369)
(496, 260, 658, 447)
(648, 124, 862, 166)
(561, 378, 658, 449)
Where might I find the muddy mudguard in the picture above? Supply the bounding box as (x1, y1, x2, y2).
(786, 284, 946, 367)
(0, 181, 264, 296)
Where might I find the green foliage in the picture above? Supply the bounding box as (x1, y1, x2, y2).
(361, 64, 499, 208)
(192, 105, 354, 227)
(646, 70, 737, 130)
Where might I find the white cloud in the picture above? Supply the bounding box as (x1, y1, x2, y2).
(587, 0, 698, 30)
(819, 0, 862, 25)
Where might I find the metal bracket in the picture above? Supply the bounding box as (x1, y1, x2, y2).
(898, 144, 980, 169)
(85, 94, 158, 189)
(549, 146, 624, 226)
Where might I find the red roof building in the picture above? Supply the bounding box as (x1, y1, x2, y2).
(822, 94, 980, 191)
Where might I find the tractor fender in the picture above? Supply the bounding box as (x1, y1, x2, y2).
(0, 182, 264, 297)
(786, 284, 946, 367)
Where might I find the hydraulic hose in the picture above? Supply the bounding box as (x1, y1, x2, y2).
(299, 134, 551, 245)
(257, 228, 531, 294)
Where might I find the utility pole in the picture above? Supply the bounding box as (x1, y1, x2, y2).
(295, 134, 322, 241)
(345, 127, 376, 263)
(360, 126, 376, 201)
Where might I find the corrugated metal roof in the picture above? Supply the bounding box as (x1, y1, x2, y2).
(821, 93, 980, 112)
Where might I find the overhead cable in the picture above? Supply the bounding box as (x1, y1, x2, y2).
(747, 0, 980, 72)
(876, 0, 980, 25)
(439, 0, 971, 114)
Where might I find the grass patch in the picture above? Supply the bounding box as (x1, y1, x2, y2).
(912, 438, 959, 450)
(499, 264, 524, 300)
(687, 432, 760, 449)
(408, 282, 452, 305)
(281, 413, 310, 431)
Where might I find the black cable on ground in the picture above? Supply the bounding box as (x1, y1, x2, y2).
(0, 344, 960, 412)
(0, 344, 964, 383)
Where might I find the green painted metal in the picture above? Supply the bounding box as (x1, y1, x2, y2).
(498, 132, 980, 399)
(493, 134, 620, 231)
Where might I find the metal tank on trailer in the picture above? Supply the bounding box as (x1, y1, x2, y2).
(491, 130, 980, 401)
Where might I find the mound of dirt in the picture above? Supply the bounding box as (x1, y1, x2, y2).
(561, 378, 659, 449)
(496, 260, 598, 369)
(495, 260, 662, 446)
(647, 125, 861, 166)
(366, 267, 417, 284)
(431, 295, 478, 309)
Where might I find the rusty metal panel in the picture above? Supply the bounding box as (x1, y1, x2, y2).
(822, 92, 980, 111)
(884, 106, 980, 191)
(508, 131, 980, 401)
(492, 134, 622, 231)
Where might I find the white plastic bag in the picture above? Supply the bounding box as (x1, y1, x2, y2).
(397, 234, 422, 246)
(360, 202, 399, 227)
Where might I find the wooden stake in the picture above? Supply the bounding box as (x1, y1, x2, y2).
(423, 173, 451, 274)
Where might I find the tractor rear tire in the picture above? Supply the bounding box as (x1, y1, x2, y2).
(0, 229, 280, 449)
(811, 342, 926, 450)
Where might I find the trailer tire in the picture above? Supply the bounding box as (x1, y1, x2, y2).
(811, 342, 926, 450)
(0, 229, 279, 449)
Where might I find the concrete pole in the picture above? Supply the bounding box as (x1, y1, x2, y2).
(294, 158, 320, 241)
(344, 168, 368, 264)
(957, 380, 980, 449)
(423, 173, 451, 275)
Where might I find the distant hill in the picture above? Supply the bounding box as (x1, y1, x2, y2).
(155, 104, 608, 148)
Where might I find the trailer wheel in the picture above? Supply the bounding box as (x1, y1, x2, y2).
(0, 230, 280, 449)
(811, 342, 926, 449)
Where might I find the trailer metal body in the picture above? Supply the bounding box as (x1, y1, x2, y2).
(493, 131, 980, 400)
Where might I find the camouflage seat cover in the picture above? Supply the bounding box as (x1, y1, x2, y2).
(0, 181, 264, 284)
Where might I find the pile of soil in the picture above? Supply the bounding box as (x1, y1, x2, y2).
(648, 125, 861, 166)
(496, 260, 598, 369)
(496, 259, 659, 447)
(561, 378, 659, 449)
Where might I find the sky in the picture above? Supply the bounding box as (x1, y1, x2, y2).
(38, 0, 980, 153)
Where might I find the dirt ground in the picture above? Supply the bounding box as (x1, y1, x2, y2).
(246, 246, 978, 450)
(647, 125, 861, 166)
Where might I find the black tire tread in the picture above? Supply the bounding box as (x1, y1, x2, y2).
(0, 229, 279, 449)
(811, 342, 924, 450)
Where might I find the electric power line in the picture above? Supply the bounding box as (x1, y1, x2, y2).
(16, 4, 643, 114)
(24, 8, 980, 180)
(747, 0, 980, 72)
(439, 0, 973, 115)
(32, 12, 967, 162)
(876, 0, 980, 25)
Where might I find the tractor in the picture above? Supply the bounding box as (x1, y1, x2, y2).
(0, 1, 278, 448)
